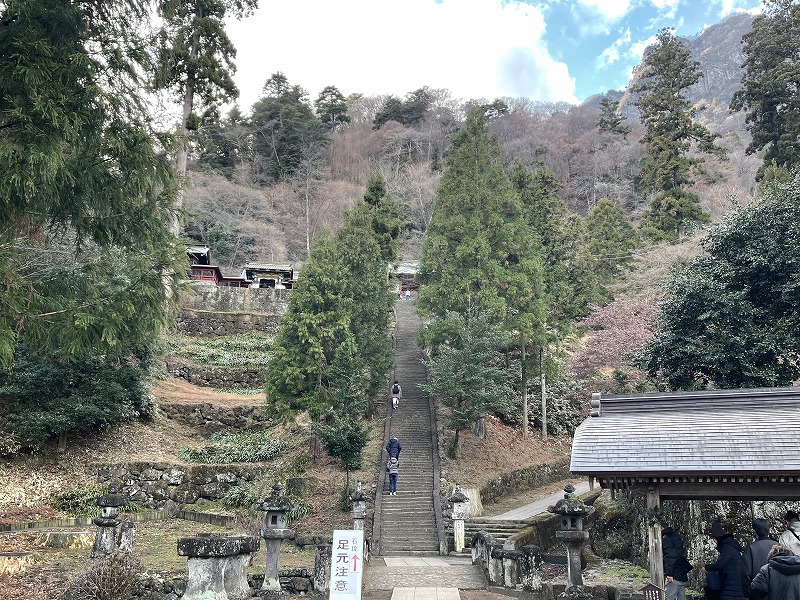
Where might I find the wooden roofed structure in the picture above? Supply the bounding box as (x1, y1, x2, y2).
(570, 387, 800, 595)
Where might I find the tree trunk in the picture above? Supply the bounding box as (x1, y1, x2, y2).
(0, 552, 36, 577)
(473, 416, 486, 439)
(57, 431, 67, 453)
(521, 344, 528, 439)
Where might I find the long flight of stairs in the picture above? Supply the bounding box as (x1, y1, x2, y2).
(377, 299, 440, 555)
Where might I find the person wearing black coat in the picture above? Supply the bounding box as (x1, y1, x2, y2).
(750, 544, 800, 600)
(741, 518, 777, 597)
(707, 521, 746, 600)
(663, 526, 693, 600)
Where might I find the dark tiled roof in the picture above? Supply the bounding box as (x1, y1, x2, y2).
(571, 387, 800, 476)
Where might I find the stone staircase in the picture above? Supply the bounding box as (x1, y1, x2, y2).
(377, 299, 441, 555)
(461, 518, 531, 549)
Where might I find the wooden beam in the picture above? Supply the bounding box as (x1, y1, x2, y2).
(650, 483, 800, 500)
(647, 486, 664, 600)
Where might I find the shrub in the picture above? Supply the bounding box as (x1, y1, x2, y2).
(51, 484, 107, 517)
(64, 552, 143, 600)
(180, 430, 289, 464)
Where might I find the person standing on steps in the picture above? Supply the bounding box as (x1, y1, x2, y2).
(390, 380, 402, 409)
(386, 434, 401, 458)
(387, 455, 399, 495)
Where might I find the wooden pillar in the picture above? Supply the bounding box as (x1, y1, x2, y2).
(647, 486, 664, 600)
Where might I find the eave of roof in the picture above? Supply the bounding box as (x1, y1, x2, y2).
(571, 387, 800, 476)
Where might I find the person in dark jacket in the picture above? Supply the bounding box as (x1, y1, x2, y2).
(386, 435, 401, 458)
(707, 521, 746, 600)
(750, 544, 800, 600)
(663, 526, 693, 600)
(741, 518, 777, 597)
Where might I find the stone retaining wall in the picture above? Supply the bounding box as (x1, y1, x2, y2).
(158, 400, 268, 432)
(165, 359, 264, 389)
(181, 283, 289, 314)
(95, 462, 266, 508)
(176, 308, 282, 337)
(479, 457, 572, 505)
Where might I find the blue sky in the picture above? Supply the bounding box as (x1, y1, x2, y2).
(226, 0, 762, 112)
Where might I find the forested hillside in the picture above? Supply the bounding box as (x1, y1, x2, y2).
(4, 0, 800, 458)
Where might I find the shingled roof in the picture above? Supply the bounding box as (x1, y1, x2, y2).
(570, 387, 800, 500)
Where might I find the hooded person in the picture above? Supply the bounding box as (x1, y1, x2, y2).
(706, 521, 746, 600)
(385, 435, 401, 458)
(778, 510, 800, 556)
(750, 544, 800, 600)
(662, 525, 693, 600)
(741, 518, 777, 597)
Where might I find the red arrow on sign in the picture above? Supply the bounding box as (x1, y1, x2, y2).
(352, 554, 360, 572)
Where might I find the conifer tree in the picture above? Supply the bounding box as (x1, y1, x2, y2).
(265, 174, 400, 420)
(597, 97, 630, 138)
(0, 0, 183, 368)
(632, 28, 724, 239)
(731, 0, 800, 177)
(417, 108, 544, 332)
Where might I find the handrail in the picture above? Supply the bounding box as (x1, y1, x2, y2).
(427, 369, 447, 555)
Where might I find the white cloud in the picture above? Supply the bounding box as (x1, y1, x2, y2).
(596, 27, 631, 69)
(225, 0, 577, 112)
(717, 0, 762, 17)
(576, 0, 633, 22)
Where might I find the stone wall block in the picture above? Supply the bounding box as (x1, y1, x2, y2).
(170, 484, 201, 504)
(164, 468, 187, 486)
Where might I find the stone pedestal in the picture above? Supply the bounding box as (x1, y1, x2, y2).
(449, 487, 469, 553)
(91, 493, 128, 558)
(313, 540, 332, 594)
(351, 482, 367, 532)
(177, 533, 260, 600)
(556, 529, 589, 587)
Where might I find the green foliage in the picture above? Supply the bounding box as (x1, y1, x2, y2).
(418, 109, 546, 336)
(0, 346, 155, 451)
(50, 484, 107, 517)
(373, 87, 433, 129)
(167, 333, 273, 367)
(636, 174, 800, 389)
(221, 485, 259, 509)
(250, 72, 329, 182)
(632, 28, 725, 195)
(286, 497, 312, 524)
(597, 96, 630, 138)
(584, 198, 638, 285)
(153, 0, 257, 129)
(315, 85, 350, 130)
(317, 412, 370, 471)
(0, 0, 184, 367)
(422, 310, 515, 440)
(179, 430, 289, 463)
(639, 190, 710, 242)
(265, 173, 400, 421)
(731, 0, 800, 177)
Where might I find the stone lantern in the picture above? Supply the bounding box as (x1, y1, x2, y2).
(351, 481, 367, 531)
(547, 484, 595, 590)
(253, 483, 295, 592)
(91, 490, 128, 558)
(449, 486, 469, 553)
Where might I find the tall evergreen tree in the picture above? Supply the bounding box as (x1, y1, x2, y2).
(417, 108, 544, 332)
(731, 0, 800, 177)
(632, 28, 724, 238)
(0, 0, 183, 368)
(250, 73, 328, 183)
(597, 96, 630, 138)
(583, 198, 638, 287)
(315, 85, 351, 131)
(265, 174, 400, 420)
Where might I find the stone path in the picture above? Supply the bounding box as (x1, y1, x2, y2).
(364, 556, 485, 595)
(488, 480, 592, 520)
(377, 299, 440, 554)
